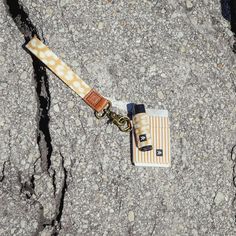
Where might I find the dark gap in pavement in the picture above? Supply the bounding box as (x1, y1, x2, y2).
(221, 0, 231, 21)
(231, 145, 236, 223)
(230, 0, 236, 37)
(4, 0, 53, 172)
(221, 0, 236, 223)
(221, 0, 236, 52)
(51, 152, 68, 236)
(4, 0, 68, 234)
(0, 161, 7, 182)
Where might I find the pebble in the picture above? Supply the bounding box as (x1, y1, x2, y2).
(98, 22, 104, 30)
(25, 163, 30, 169)
(53, 104, 60, 112)
(20, 220, 26, 228)
(161, 9, 166, 14)
(0, 118, 5, 127)
(186, 0, 194, 9)
(180, 46, 186, 53)
(110, 209, 114, 213)
(160, 73, 167, 78)
(226, 82, 231, 89)
(46, 8, 53, 16)
(67, 101, 75, 109)
(0, 56, 4, 65)
(140, 67, 146, 73)
(20, 71, 28, 80)
(214, 192, 225, 205)
(93, 184, 99, 191)
(177, 32, 184, 38)
(0, 38, 4, 43)
(128, 211, 135, 222)
(149, 65, 156, 73)
(87, 117, 93, 126)
(158, 91, 164, 100)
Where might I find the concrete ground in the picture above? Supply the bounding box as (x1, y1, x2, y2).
(1, 0, 236, 235)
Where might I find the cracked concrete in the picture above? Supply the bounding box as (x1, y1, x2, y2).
(1, 0, 236, 235)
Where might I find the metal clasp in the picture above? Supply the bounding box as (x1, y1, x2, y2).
(94, 101, 132, 132)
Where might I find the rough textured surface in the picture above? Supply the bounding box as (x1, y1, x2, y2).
(1, 0, 236, 235)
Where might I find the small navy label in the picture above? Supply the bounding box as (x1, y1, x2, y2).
(139, 134, 147, 142)
(156, 149, 163, 156)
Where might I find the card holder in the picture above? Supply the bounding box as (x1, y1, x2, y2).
(131, 110, 171, 167)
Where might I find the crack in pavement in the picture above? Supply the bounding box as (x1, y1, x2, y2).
(0, 161, 7, 182)
(4, 0, 68, 234)
(222, 0, 236, 224)
(231, 145, 236, 223)
(52, 152, 68, 236)
(229, 0, 236, 51)
(4, 0, 52, 172)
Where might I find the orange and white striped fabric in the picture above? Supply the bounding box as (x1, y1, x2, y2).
(132, 110, 171, 167)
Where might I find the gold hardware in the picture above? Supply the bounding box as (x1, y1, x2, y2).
(94, 101, 111, 119)
(94, 101, 132, 132)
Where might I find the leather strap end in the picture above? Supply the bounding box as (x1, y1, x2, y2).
(83, 89, 109, 112)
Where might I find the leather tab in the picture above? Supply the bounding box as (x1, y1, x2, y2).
(83, 89, 109, 112)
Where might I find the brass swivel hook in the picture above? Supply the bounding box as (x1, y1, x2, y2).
(94, 101, 132, 132)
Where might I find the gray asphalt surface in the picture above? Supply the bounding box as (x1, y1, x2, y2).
(1, 0, 236, 235)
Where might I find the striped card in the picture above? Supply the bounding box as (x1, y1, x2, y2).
(132, 110, 171, 167)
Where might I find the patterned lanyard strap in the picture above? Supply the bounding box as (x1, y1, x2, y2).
(26, 36, 131, 132)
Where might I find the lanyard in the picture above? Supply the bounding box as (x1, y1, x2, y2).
(26, 36, 131, 132)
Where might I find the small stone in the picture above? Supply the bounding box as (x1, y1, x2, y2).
(87, 117, 93, 126)
(98, 22, 104, 30)
(64, 157, 71, 167)
(226, 82, 231, 89)
(0, 118, 5, 127)
(20, 71, 28, 80)
(140, 67, 146, 73)
(128, 211, 135, 222)
(25, 163, 30, 169)
(180, 46, 186, 53)
(0, 56, 5, 65)
(53, 104, 60, 112)
(71, 60, 79, 67)
(217, 63, 224, 69)
(60, 0, 70, 7)
(186, 0, 194, 9)
(59, 28, 65, 33)
(67, 101, 75, 109)
(161, 8, 166, 14)
(46, 8, 53, 16)
(158, 91, 164, 100)
(160, 73, 167, 78)
(177, 32, 184, 38)
(214, 192, 225, 205)
(149, 65, 156, 73)
(20, 220, 26, 228)
(110, 209, 114, 213)
(93, 184, 99, 191)
(0, 38, 4, 43)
